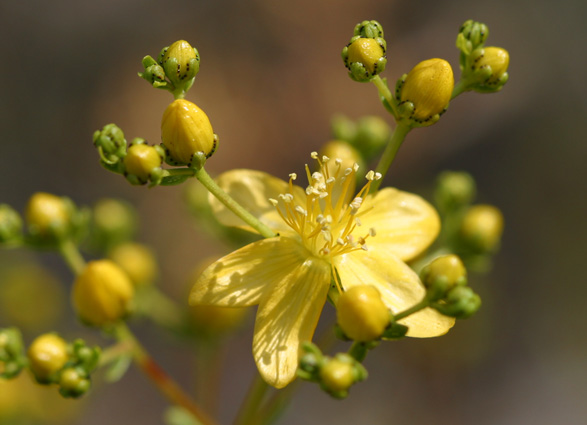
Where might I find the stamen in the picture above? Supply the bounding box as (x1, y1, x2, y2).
(295, 206, 307, 216)
(355, 217, 362, 226)
(269, 198, 278, 206)
(289, 173, 297, 180)
(311, 151, 319, 159)
(369, 228, 376, 237)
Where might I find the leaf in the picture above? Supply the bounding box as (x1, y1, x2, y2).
(161, 175, 190, 186)
(104, 354, 132, 382)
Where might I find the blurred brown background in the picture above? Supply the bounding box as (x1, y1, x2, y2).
(1, 0, 586, 424)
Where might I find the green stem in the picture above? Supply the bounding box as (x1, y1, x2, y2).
(234, 373, 271, 425)
(370, 122, 411, 193)
(195, 166, 277, 239)
(393, 298, 430, 322)
(451, 79, 470, 99)
(166, 168, 196, 177)
(371, 75, 393, 105)
(57, 239, 86, 275)
(98, 341, 134, 367)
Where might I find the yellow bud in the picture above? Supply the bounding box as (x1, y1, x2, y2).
(108, 242, 158, 287)
(474, 47, 509, 84)
(72, 260, 134, 327)
(161, 99, 216, 165)
(461, 204, 504, 251)
(337, 285, 390, 341)
(401, 58, 454, 121)
(320, 358, 355, 393)
(319, 140, 363, 175)
(161, 40, 199, 85)
(27, 334, 69, 382)
(347, 38, 385, 74)
(25, 193, 69, 236)
(124, 144, 162, 182)
(423, 255, 467, 289)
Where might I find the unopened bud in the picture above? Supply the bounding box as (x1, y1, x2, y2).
(161, 99, 217, 166)
(93, 124, 126, 165)
(25, 193, 71, 239)
(320, 357, 355, 394)
(158, 40, 200, 90)
(422, 255, 467, 301)
(319, 140, 363, 174)
(432, 286, 481, 319)
(124, 142, 164, 185)
(72, 260, 134, 327)
(337, 285, 390, 342)
(91, 198, 137, 251)
(400, 58, 454, 125)
(59, 367, 91, 398)
(460, 204, 504, 252)
(0, 204, 23, 244)
(470, 46, 509, 91)
(27, 333, 69, 383)
(108, 242, 158, 287)
(435, 171, 476, 213)
(343, 37, 386, 82)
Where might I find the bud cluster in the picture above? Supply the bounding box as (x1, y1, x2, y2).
(0, 328, 26, 379)
(342, 20, 387, 82)
(26, 334, 100, 398)
(330, 115, 391, 161)
(298, 343, 367, 399)
(139, 40, 201, 98)
(456, 20, 510, 93)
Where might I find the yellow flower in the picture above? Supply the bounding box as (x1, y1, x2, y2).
(190, 153, 454, 388)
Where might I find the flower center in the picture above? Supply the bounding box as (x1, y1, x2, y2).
(270, 152, 380, 260)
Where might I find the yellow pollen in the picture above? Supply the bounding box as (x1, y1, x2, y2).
(271, 154, 378, 260)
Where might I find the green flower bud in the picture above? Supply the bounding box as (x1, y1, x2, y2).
(72, 260, 134, 327)
(93, 124, 127, 166)
(337, 285, 390, 342)
(330, 115, 357, 143)
(123, 143, 164, 186)
(457, 20, 489, 54)
(460, 204, 504, 252)
(58, 367, 90, 398)
(158, 40, 200, 89)
(399, 58, 454, 125)
(320, 357, 355, 394)
(108, 242, 158, 287)
(0, 328, 26, 379)
(25, 193, 71, 240)
(138, 55, 166, 87)
(353, 115, 391, 159)
(161, 99, 218, 166)
(432, 286, 481, 319)
(421, 255, 467, 302)
(353, 20, 384, 39)
(0, 204, 23, 244)
(27, 333, 69, 383)
(91, 198, 137, 251)
(342, 37, 387, 82)
(435, 171, 476, 213)
(319, 353, 366, 399)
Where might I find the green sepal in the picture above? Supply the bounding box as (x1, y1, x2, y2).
(161, 175, 190, 186)
(104, 354, 132, 382)
(0, 327, 26, 379)
(381, 321, 408, 340)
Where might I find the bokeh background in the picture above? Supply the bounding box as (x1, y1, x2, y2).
(1, 0, 586, 424)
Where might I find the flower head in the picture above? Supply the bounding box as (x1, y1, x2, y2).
(190, 154, 453, 388)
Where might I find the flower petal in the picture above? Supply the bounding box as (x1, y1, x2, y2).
(334, 248, 454, 337)
(361, 188, 440, 261)
(209, 169, 305, 234)
(189, 236, 306, 307)
(253, 256, 331, 388)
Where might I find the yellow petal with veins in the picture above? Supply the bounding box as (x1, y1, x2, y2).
(361, 188, 440, 261)
(190, 236, 307, 307)
(253, 255, 331, 388)
(335, 248, 454, 337)
(210, 169, 305, 234)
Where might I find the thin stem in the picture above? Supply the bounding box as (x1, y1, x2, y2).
(393, 298, 430, 322)
(234, 373, 271, 425)
(166, 168, 196, 177)
(115, 323, 218, 425)
(195, 166, 277, 239)
(371, 75, 393, 105)
(451, 79, 470, 99)
(57, 239, 86, 275)
(370, 122, 411, 193)
(98, 341, 134, 367)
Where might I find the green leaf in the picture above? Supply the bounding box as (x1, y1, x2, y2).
(104, 354, 132, 382)
(161, 175, 190, 186)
